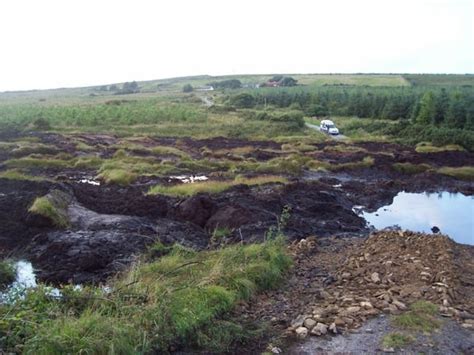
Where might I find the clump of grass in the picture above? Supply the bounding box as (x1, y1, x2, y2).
(392, 162, 432, 175)
(307, 156, 374, 172)
(0, 260, 15, 288)
(323, 144, 367, 153)
(381, 332, 414, 349)
(0, 169, 46, 181)
(75, 141, 96, 152)
(3, 238, 291, 353)
(5, 157, 71, 170)
(151, 145, 190, 159)
(29, 193, 70, 228)
(148, 175, 287, 197)
(415, 142, 465, 153)
(392, 301, 441, 332)
(97, 168, 137, 186)
(438, 166, 474, 181)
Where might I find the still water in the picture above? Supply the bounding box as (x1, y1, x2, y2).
(362, 191, 473, 245)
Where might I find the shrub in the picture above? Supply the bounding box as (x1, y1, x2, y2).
(182, 84, 193, 93)
(229, 93, 255, 108)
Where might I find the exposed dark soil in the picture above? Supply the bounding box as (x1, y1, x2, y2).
(1, 133, 473, 284)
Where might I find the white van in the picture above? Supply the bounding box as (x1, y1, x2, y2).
(319, 119, 339, 135)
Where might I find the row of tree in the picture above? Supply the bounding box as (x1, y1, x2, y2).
(232, 87, 474, 130)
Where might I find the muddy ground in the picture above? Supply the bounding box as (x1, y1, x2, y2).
(0, 132, 472, 284)
(0, 132, 473, 352)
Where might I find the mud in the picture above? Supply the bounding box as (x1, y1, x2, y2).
(0, 132, 473, 286)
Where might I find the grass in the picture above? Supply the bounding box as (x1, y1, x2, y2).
(0, 169, 47, 181)
(29, 192, 70, 227)
(0, 260, 15, 289)
(0, 238, 292, 353)
(151, 145, 191, 159)
(392, 162, 432, 175)
(97, 168, 138, 186)
(307, 156, 374, 172)
(148, 175, 287, 197)
(381, 332, 414, 349)
(438, 166, 474, 181)
(415, 142, 465, 153)
(392, 301, 440, 332)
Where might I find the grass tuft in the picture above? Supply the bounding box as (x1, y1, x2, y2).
(437, 166, 474, 181)
(29, 193, 70, 227)
(392, 162, 432, 175)
(148, 175, 287, 197)
(415, 142, 465, 153)
(392, 301, 441, 332)
(381, 332, 414, 349)
(97, 169, 138, 186)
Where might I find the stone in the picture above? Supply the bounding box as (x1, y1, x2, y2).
(311, 322, 328, 336)
(329, 322, 338, 334)
(360, 301, 374, 309)
(382, 347, 395, 353)
(461, 323, 473, 329)
(371, 272, 381, 283)
(270, 346, 282, 354)
(345, 306, 361, 314)
(303, 318, 317, 329)
(295, 326, 308, 338)
(341, 272, 351, 279)
(392, 300, 407, 310)
(334, 317, 345, 326)
(291, 314, 308, 329)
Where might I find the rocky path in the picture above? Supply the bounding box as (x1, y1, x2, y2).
(238, 231, 474, 353)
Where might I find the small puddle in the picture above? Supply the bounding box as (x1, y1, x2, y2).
(78, 178, 101, 186)
(361, 191, 473, 245)
(169, 175, 208, 184)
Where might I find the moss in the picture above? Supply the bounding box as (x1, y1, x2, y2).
(438, 166, 474, 181)
(151, 145, 190, 159)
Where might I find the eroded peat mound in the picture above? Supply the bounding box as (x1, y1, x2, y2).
(0, 132, 472, 286)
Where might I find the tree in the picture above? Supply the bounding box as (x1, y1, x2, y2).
(229, 93, 255, 108)
(416, 91, 436, 125)
(182, 84, 193, 93)
(306, 104, 329, 117)
(433, 88, 449, 125)
(445, 93, 466, 128)
(279, 77, 298, 87)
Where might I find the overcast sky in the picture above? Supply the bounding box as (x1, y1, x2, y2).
(0, 0, 472, 91)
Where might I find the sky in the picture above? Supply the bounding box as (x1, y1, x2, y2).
(0, 0, 472, 91)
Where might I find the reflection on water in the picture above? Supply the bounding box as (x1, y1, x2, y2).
(0, 260, 37, 303)
(362, 192, 473, 245)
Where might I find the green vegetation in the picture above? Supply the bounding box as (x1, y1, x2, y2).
(0, 169, 47, 181)
(392, 301, 440, 332)
(392, 162, 432, 175)
(0, 238, 291, 353)
(415, 142, 465, 153)
(97, 168, 138, 186)
(29, 192, 70, 227)
(148, 175, 287, 197)
(381, 332, 414, 349)
(0, 260, 15, 289)
(438, 166, 474, 181)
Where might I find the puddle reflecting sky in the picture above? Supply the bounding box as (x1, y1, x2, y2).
(363, 192, 474, 245)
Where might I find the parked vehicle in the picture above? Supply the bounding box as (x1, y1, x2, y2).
(319, 119, 339, 135)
